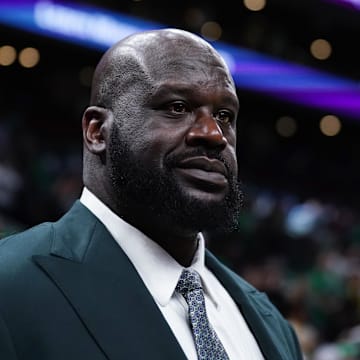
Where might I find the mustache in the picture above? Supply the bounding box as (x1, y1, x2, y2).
(164, 149, 234, 176)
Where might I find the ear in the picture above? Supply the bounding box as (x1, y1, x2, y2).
(82, 106, 112, 154)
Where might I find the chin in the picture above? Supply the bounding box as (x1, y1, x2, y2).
(164, 178, 242, 232)
(184, 188, 229, 205)
(168, 192, 239, 234)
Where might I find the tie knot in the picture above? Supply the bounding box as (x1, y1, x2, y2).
(176, 269, 202, 295)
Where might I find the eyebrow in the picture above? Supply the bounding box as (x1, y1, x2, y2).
(151, 82, 239, 109)
(152, 83, 192, 98)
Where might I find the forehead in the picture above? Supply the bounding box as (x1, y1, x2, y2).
(137, 34, 233, 82)
(146, 52, 237, 100)
(148, 46, 231, 79)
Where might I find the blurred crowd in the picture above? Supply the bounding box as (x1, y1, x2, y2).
(0, 121, 359, 360)
(209, 187, 360, 360)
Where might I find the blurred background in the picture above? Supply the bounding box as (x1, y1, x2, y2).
(0, 0, 359, 359)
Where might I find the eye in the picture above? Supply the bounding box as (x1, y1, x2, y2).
(167, 101, 187, 114)
(214, 110, 234, 125)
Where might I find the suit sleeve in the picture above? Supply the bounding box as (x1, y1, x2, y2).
(0, 313, 18, 360)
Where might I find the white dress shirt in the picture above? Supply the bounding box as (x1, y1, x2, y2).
(80, 187, 264, 359)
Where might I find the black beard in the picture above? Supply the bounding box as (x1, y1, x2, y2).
(108, 125, 244, 234)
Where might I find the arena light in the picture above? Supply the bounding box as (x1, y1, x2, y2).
(217, 42, 360, 120)
(325, 0, 360, 10)
(0, 0, 163, 50)
(0, 0, 359, 120)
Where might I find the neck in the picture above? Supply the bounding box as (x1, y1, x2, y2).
(87, 184, 200, 266)
(126, 214, 200, 267)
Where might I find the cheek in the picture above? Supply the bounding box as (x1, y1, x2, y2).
(225, 129, 238, 170)
(224, 126, 237, 146)
(225, 145, 238, 177)
(133, 122, 188, 166)
(128, 132, 172, 169)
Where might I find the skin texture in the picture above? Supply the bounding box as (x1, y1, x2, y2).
(82, 28, 242, 266)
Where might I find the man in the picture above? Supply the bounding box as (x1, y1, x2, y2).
(0, 28, 303, 359)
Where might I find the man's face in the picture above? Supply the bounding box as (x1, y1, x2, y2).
(107, 54, 243, 233)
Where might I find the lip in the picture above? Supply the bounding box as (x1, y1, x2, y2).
(175, 156, 228, 189)
(177, 156, 228, 177)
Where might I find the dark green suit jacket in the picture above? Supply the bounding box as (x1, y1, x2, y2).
(0, 201, 303, 359)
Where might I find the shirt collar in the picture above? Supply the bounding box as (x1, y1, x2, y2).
(80, 187, 217, 307)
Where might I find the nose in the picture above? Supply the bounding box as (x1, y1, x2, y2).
(186, 110, 228, 149)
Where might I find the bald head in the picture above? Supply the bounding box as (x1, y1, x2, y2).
(90, 28, 233, 111)
(82, 27, 242, 239)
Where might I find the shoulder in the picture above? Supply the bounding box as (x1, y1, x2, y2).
(206, 250, 303, 359)
(0, 222, 56, 292)
(0, 204, 90, 308)
(0, 222, 54, 266)
(0, 201, 89, 269)
(0, 222, 56, 319)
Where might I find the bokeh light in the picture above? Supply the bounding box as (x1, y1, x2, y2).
(319, 115, 341, 136)
(201, 21, 222, 41)
(244, 0, 267, 11)
(276, 116, 298, 137)
(310, 39, 332, 60)
(0, 45, 16, 66)
(18, 47, 40, 68)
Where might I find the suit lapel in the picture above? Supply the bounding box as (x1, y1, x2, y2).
(33, 202, 186, 360)
(205, 251, 287, 360)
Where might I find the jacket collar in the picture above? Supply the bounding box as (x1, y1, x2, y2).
(34, 201, 187, 360)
